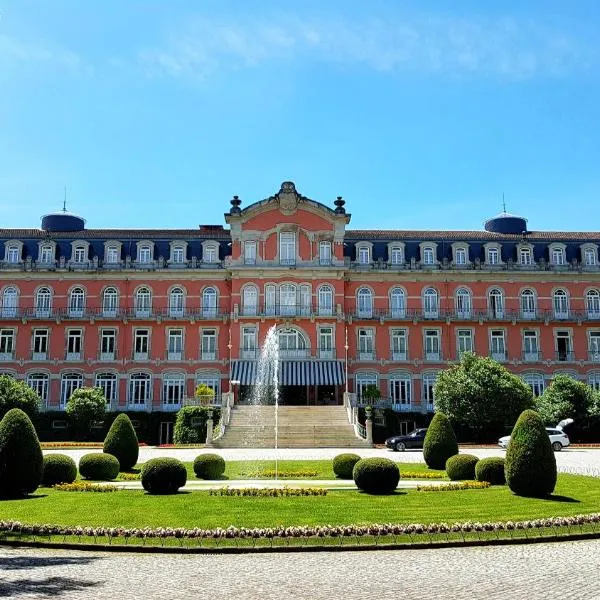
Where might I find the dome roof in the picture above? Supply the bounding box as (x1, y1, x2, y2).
(41, 211, 86, 232)
(484, 211, 528, 235)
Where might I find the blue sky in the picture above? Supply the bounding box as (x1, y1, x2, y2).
(2, 0, 600, 231)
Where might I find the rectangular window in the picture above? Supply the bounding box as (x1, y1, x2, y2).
(584, 248, 597, 266)
(589, 332, 600, 361)
(391, 329, 407, 360)
(358, 329, 374, 360)
(244, 241, 257, 265)
(455, 247, 467, 265)
(358, 246, 370, 265)
(32, 329, 49, 359)
(487, 247, 499, 265)
(95, 374, 117, 404)
(390, 378, 411, 406)
(0, 329, 15, 359)
(390, 247, 403, 265)
(163, 377, 185, 406)
(100, 329, 116, 360)
(523, 330, 539, 361)
(204, 246, 217, 263)
(555, 331, 572, 361)
(171, 246, 185, 264)
(457, 329, 473, 357)
(552, 248, 565, 265)
(519, 247, 532, 265)
(318, 327, 333, 359)
(106, 246, 120, 263)
(279, 232, 296, 265)
(242, 327, 257, 359)
(423, 247, 435, 265)
(73, 247, 86, 263)
(138, 246, 152, 263)
(27, 374, 49, 403)
(424, 330, 441, 361)
(66, 329, 83, 360)
(490, 330, 506, 361)
(167, 329, 184, 360)
(6, 246, 20, 263)
(129, 376, 151, 405)
(422, 374, 436, 408)
(134, 329, 150, 360)
(40, 246, 53, 263)
(201, 329, 216, 360)
(523, 374, 545, 397)
(265, 285, 276, 316)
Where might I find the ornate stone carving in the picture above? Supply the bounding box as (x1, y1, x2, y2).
(277, 181, 299, 215)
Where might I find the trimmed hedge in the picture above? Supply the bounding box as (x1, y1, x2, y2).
(423, 412, 458, 470)
(193, 453, 226, 480)
(445, 454, 479, 481)
(103, 414, 139, 471)
(79, 453, 120, 481)
(505, 409, 557, 497)
(0, 408, 44, 498)
(475, 457, 506, 485)
(141, 458, 187, 494)
(173, 406, 220, 444)
(42, 454, 77, 486)
(332, 453, 362, 479)
(353, 457, 400, 495)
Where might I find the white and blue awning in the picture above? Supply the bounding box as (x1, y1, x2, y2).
(231, 361, 345, 386)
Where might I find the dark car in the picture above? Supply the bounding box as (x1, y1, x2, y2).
(385, 428, 428, 451)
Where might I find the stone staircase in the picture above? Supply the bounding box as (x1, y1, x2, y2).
(213, 405, 371, 448)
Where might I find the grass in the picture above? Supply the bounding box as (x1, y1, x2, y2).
(1, 474, 599, 530)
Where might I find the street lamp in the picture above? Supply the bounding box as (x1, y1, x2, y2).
(344, 326, 349, 396)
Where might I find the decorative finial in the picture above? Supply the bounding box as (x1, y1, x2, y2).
(63, 186, 67, 213)
(334, 195, 346, 214)
(502, 192, 506, 214)
(230, 195, 242, 215)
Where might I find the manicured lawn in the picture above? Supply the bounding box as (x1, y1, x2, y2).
(1, 474, 599, 529)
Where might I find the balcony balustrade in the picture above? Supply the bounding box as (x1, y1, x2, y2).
(555, 351, 575, 362)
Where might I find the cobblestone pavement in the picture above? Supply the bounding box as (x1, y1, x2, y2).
(1, 540, 599, 599)
(46, 446, 600, 475)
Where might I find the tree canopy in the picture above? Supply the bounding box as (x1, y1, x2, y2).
(534, 374, 595, 425)
(0, 375, 41, 421)
(65, 387, 106, 439)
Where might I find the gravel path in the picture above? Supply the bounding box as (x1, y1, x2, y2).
(1, 540, 599, 599)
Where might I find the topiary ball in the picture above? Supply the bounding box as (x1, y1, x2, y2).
(79, 453, 120, 481)
(445, 454, 479, 480)
(353, 457, 400, 495)
(42, 454, 77, 486)
(103, 414, 139, 471)
(333, 453, 362, 479)
(423, 412, 459, 470)
(475, 457, 506, 485)
(193, 453, 226, 480)
(141, 458, 187, 494)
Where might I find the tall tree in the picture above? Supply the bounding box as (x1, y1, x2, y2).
(535, 374, 594, 425)
(65, 387, 106, 440)
(0, 375, 41, 420)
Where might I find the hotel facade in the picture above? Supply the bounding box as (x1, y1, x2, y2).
(1, 182, 600, 439)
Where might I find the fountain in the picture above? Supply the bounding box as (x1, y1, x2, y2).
(250, 325, 280, 479)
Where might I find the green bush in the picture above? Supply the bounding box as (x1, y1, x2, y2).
(103, 414, 139, 471)
(505, 409, 557, 497)
(423, 412, 458, 470)
(475, 457, 506, 485)
(42, 454, 77, 486)
(332, 453, 362, 479)
(173, 406, 220, 444)
(445, 454, 479, 480)
(352, 457, 400, 495)
(79, 452, 120, 481)
(0, 376, 41, 421)
(0, 408, 44, 497)
(65, 387, 106, 440)
(141, 458, 187, 494)
(193, 453, 226, 479)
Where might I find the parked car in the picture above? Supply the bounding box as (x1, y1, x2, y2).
(498, 419, 573, 451)
(385, 428, 428, 451)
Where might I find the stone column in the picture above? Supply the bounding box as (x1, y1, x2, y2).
(366, 417, 374, 446)
(205, 410, 214, 447)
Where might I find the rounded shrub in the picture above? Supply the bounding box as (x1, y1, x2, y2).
(0, 408, 43, 498)
(141, 458, 187, 494)
(352, 457, 400, 495)
(42, 454, 77, 486)
(505, 409, 557, 497)
(475, 457, 506, 485)
(332, 453, 362, 479)
(445, 454, 479, 480)
(193, 453, 226, 480)
(423, 412, 458, 470)
(103, 414, 139, 471)
(79, 452, 120, 481)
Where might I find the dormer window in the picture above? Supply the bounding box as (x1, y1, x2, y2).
(319, 241, 331, 265)
(71, 244, 88, 264)
(244, 241, 257, 265)
(518, 246, 533, 266)
(137, 241, 154, 264)
(38, 243, 55, 264)
(356, 242, 373, 265)
(4, 241, 22, 264)
(549, 244, 566, 266)
(202, 241, 219, 264)
(483, 242, 502, 266)
(169, 241, 187, 264)
(421, 245, 436, 265)
(487, 247, 499, 264)
(105, 246, 119, 264)
(388, 243, 405, 266)
(452, 243, 469, 266)
(581, 244, 598, 267)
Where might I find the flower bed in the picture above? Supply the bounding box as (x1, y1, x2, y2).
(402, 472, 446, 480)
(208, 487, 327, 497)
(53, 482, 119, 493)
(416, 481, 490, 492)
(41, 442, 148, 449)
(237, 470, 319, 479)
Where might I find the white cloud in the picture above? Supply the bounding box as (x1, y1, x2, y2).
(0, 33, 84, 72)
(139, 14, 595, 80)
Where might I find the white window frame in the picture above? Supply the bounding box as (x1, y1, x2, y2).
(523, 330, 539, 361)
(422, 373, 437, 409)
(162, 373, 185, 407)
(102, 287, 119, 317)
(1, 286, 18, 318)
(279, 232, 296, 265)
(358, 328, 375, 360)
(38, 243, 56, 264)
(242, 285, 258, 316)
(490, 330, 506, 361)
(586, 290, 600, 319)
(202, 241, 219, 264)
(553, 289, 569, 319)
(456, 329, 473, 358)
(135, 287, 152, 318)
(202, 287, 218, 318)
(319, 241, 332, 265)
(318, 326, 334, 359)
(424, 329, 441, 361)
(523, 373, 545, 397)
(201, 328, 217, 361)
(169, 241, 187, 265)
(168, 287, 185, 318)
(244, 240, 257, 265)
(357, 287, 373, 318)
(388, 243, 404, 266)
(0, 328, 15, 360)
(95, 372, 117, 405)
(589, 332, 600, 361)
(518, 245, 533, 266)
(71, 242, 88, 264)
(520, 289, 537, 319)
(582, 245, 598, 267)
(455, 288, 472, 318)
(68, 287, 86, 318)
(128, 373, 152, 407)
(100, 329, 116, 361)
(241, 326, 257, 359)
(104, 242, 121, 265)
(26, 372, 49, 404)
(423, 288, 439, 318)
(4, 242, 22, 264)
(390, 329, 407, 361)
(66, 329, 83, 361)
(167, 328, 184, 361)
(60, 373, 83, 407)
(488, 288, 504, 319)
(318, 285, 334, 317)
(133, 329, 150, 360)
(35, 287, 53, 318)
(355, 372, 378, 400)
(32, 329, 49, 360)
(389, 374, 412, 407)
(550, 245, 566, 266)
(390, 288, 406, 319)
(136, 241, 154, 264)
(356, 243, 372, 266)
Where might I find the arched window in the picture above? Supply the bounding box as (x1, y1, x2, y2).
(488, 288, 504, 319)
(35, 287, 52, 318)
(422, 372, 437, 409)
(357, 287, 373, 318)
(280, 283, 297, 316)
(102, 287, 119, 317)
(162, 372, 186, 407)
(355, 372, 378, 400)
(168, 287, 185, 317)
(1, 286, 18, 318)
(299, 284, 311, 316)
(389, 373, 412, 407)
(68, 287, 86, 317)
(277, 327, 308, 358)
(95, 372, 117, 405)
(129, 372, 151, 406)
(586, 289, 600, 319)
(318, 285, 333, 317)
(553, 289, 569, 319)
(135, 287, 152, 317)
(60, 372, 83, 406)
(202, 287, 218, 318)
(390, 288, 406, 319)
(455, 288, 472, 318)
(242, 285, 258, 316)
(26, 372, 49, 404)
(423, 287, 439, 318)
(522, 373, 545, 397)
(520, 289, 537, 318)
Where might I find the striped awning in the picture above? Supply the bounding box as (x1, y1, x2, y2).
(231, 361, 345, 386)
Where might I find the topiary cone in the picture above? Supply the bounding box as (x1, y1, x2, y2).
(505, 409, 557, 497)
(0, 408, 43, 497)
(103, 414, 139, 471)
(423, 412, 458, 470)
